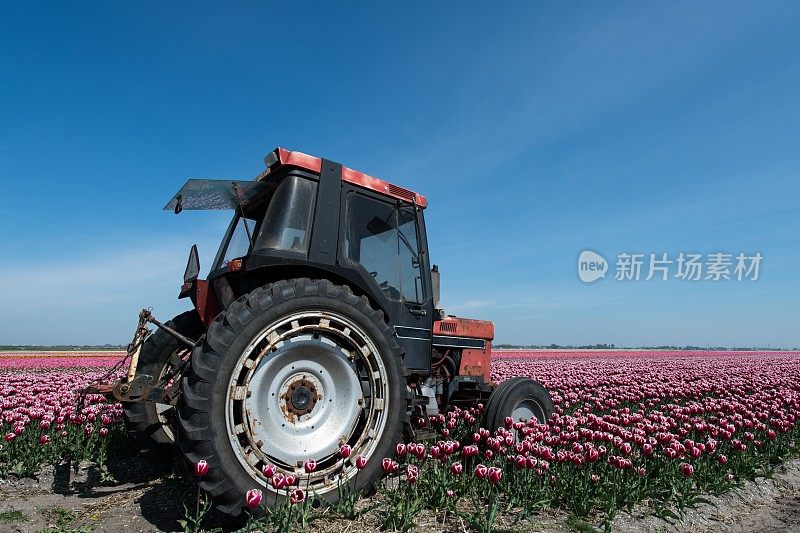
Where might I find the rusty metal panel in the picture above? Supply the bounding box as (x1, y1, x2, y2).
(459, 348, 491, 383)
(433, 317, 494, 340)
(195, 279, 221, 326)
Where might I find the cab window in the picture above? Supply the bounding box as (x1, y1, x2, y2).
(346, 194, 424, 303)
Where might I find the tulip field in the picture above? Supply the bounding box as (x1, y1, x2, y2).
(0, 353, 124, 481)
(0, 349, 799, 531)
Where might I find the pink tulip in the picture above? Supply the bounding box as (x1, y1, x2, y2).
(339, 444, 352, 459)
(262, 464, 276, 478)
(245, 488, 262, 509)
(355, 455, 367, 469)
(395, 443, 407, 458)
(271, 473, 286, 489)
(195, 460, 209, 477)
(406, 464, 419, 484)
(304, 459, 317, 473)
(290, 488, 305, 504)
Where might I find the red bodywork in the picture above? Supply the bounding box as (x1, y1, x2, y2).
(434, 317, 495, 383)
(261, 148, 428, 208)
(180, 279, 221, 327)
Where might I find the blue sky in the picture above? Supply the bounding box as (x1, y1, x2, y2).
(1, 2, 798, 347)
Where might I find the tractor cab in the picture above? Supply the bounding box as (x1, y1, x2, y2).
(166, 148, 493, 383)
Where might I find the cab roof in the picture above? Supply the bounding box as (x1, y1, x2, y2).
(258, 147, 427, 208)
(163, 148, 428, 213)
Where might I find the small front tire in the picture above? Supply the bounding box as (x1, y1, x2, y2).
(482, 377, 553, 432)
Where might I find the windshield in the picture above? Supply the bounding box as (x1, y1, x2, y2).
(254, 176, 317, 254)
(212, 176, 318, 271)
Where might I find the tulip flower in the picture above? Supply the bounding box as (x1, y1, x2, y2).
(195, 460, 209, 477)
(395, 443, 407, 458)
(290, 488, 305, 504)
(339, 444, 352, 459)
(406, 464, 419, 484)
(245, 488, 262, 509)
(271, 473, 286, 490)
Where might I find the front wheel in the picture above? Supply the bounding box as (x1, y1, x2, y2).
(177, 278, 407, 516)
(482, 377, 553, 432)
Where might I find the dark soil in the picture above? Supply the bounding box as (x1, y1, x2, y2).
(0, 453, 798, 532)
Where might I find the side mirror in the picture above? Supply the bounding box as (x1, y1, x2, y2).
(184, 245, 200, 283)
(431, 264, 441, 309)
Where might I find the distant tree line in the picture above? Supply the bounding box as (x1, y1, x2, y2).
(2, 343, 797, 352)
(494, 343, 799, 351)
(0, 344, 127, 351)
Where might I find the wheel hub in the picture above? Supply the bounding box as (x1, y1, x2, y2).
(512, 399, 546, 424)
(282, 377, 319, 417)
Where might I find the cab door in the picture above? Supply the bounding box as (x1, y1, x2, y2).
(340, 189, 434, 372)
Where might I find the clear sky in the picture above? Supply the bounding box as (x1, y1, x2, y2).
(1, 2, 799, 347)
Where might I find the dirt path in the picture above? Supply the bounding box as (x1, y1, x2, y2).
(612, 458, 800, 533)
(0, 455, 798, 532)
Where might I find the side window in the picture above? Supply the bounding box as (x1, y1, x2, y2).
(346, 194, 402, 299)
(397, 208, 423, 302)
(346, 194, 425, 303)
(222, 215, 255, 265)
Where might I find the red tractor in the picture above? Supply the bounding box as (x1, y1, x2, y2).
(106, 148, 553, 516)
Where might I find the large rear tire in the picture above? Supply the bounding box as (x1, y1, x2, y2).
(122, 310, 204, 451)
(177, 278, 407, 517)
(482, 377, 553, 432)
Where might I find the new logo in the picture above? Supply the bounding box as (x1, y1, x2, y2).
(578, 250, 608, 283)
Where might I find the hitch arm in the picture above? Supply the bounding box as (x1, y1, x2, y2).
(127, 309, 196, 383)
(146, 314, 196, 349)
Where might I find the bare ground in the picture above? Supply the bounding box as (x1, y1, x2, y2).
(0, 454, 798, 532)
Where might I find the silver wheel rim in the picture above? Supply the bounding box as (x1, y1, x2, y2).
(511, 398, 546, 424)
(226, 310, 390, 496)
